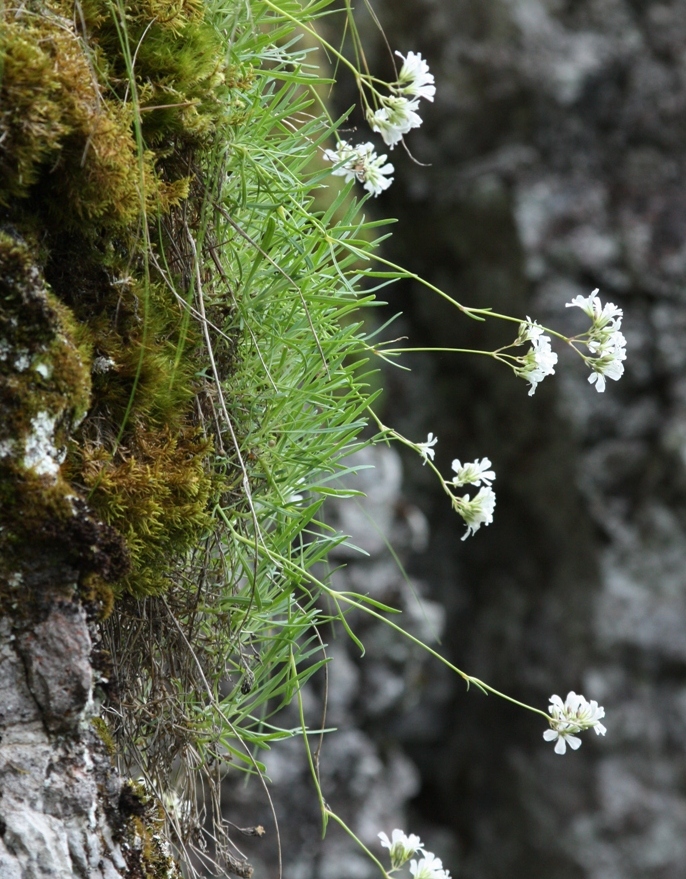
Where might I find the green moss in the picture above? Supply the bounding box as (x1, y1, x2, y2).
(119, 780, 182, 879)
(81, 571, 116, 619)
(0, 230, 91, 498)
(76, 427, 215, 597)
(1, 0, 234, 601)
(92, 716, 117, 756)
(0, 231, 132, 610)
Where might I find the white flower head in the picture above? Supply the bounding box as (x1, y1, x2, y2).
(543, 691, 607, 755)
(565, 289, 628, 391)
(379, 829, 424, 868)
(515, 331, 558, 396)
(368, 96, 423, 148)
(451, 457, 495, 487)
(566, 288, 622, 329)
(416, 432, 438, 465)
(395, 50, 436, 102)
(323, 141, 394, 196)
(410, 852, 451, 879)
(517, 317, 545, 345)
(586, 324, 626, 392)
(323, 140, 358, 178)
(587, 351, 625, 392)
(455, 485, 496, 540)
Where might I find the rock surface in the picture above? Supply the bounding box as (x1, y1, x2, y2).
(0, 614, 126, 879)
(362, 1, 686, 877)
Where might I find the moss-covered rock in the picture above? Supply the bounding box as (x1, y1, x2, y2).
(1, 0, 231, 601)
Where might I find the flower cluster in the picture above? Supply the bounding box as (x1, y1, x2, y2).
(379, 829, 450, 879)
(451, 456, 496, 539)
(413, 435, 496, 540)
(566, 289, 627, 392)
(454, 485, 496, 541)
(325, 50, 434, 196)
(451, 457, 495, 487)
(379, 829, 424, 870)
(323, 141, 394, 197)
(514, 318, 558, 396)
(368, 51, 435, 149)
(542, 691, 607, 755)
(395, 51, 436, 102)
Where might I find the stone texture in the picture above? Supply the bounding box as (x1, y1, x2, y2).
(0, 616, 127, 879)
(17, 601, 93, 734)
(355, 1, 686, 877)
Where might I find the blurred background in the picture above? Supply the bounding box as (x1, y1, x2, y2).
(221, 2, 686, 877)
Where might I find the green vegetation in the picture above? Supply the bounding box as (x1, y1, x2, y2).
(1, 1, 623, 875)
(1, 0, 389, 871)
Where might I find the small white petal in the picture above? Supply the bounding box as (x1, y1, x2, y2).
(588, 371, 606, 392)
(594, 722, 607, 736)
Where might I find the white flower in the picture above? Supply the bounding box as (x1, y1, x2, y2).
(410, 852, 451, 879)
(451, 457, 495, 487)
(368, 96, 423, 148)
(587, 326, 627, 358)
(587, 322, 626, 394)
(362, 152, 395, 196)
(587, 350, 625, 392)
(323, 141, 394, 196)
(379, 829, 424, 868)
(515, 331, 558, 396)
(566, 288, 622, 329)
(395, 50, 436, 102)
(416, 432, 438, 464)
(455, 485, 496, 540)
(543, 691, 607, 755)
(517, 317, 546, 345)
(565, 288, 628, 392)
(323, 140, 359, 180)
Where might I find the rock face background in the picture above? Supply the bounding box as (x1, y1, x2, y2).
(223, 2, 686, 878)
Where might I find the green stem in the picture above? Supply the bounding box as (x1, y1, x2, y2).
(223, 507, 552, 723)
(261, 0, 364, 79)
(324, 811, 390, 879)
(291, 650, 328, 834)
(377, 346, 499, 357)
(468, 678, 552, 721)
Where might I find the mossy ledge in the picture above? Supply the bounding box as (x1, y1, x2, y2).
(1, 0, 234, 603)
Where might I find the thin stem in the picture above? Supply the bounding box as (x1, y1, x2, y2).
(324, 811, 390, 879)
(377, 346, 498, 357)
(291, 651, 328, 835)
(261, 0, 363, 79)
(469, 678, 552, 722)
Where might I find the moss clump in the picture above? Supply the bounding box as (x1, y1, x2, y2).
(0, 231, 131, 615)
(92, 715, 117, 756)
(1, 0, 234, 600)
(0, 1, 223, 224)
(78, 426, 214, 597)
(118, 780, 182, 879)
